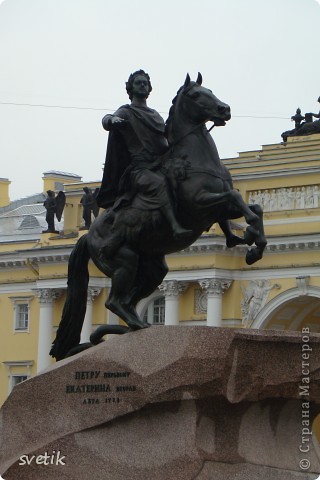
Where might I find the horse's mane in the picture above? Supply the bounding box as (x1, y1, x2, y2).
(165, 85, 184, 141)
(165, 82, 196, 142)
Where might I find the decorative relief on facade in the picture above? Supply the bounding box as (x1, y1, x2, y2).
(241, 280, 281, 328)
(194, 289, 207, 314)
(158, 280, 188, 297)
(248, 185, 319, 212)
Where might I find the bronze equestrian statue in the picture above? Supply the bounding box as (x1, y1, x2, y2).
(50, 71, 267, 360)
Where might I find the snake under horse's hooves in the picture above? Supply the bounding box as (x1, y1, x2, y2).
(64, 324, 131, 358)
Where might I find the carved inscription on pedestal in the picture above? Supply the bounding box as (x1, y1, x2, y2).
(65, 370, 137, 405)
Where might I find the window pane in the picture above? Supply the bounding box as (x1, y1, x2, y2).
(16, 304, 29, 330)
(153, 297, 165, 325)
(142, 297, 165, 325)
(12, 376, 27, 387)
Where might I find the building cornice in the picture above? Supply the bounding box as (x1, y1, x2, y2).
(177, 233, 320, 257)
(225, 155, 320, 170)
(165, 264, 320, 282)
(223, 134, 320, 163)
(231, 166, 320, 181)
(0, 232, 320, 271)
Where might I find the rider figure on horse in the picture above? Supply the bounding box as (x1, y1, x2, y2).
(96, 69, 192, 240)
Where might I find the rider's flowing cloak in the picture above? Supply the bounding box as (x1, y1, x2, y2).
(96, 104, 168, 210)
(96, 126, 131, 209)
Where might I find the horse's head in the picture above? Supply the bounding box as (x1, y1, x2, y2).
(172, 73, 231, 128)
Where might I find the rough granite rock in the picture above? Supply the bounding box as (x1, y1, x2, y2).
(0, 326, 320, 479)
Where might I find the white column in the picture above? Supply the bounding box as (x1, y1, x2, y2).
(158, 280, 188, 326)
(199, 279, 232, 327)
(81, 287, 101, 343)
(35, 289, 62, 372)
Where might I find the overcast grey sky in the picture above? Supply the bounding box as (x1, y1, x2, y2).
(0, 0, 319, 200)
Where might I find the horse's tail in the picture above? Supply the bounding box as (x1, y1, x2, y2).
(50, 234, 90, 361)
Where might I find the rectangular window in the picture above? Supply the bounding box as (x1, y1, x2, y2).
(15, 303, 29, 331)
(12, 375, 28, 389)
(153, 298, 165, 325)
(143, 297, 165, 325)
(3, 361, 33, 396)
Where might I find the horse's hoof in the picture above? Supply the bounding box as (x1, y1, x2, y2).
(244, 226, 259, 246)
(246, 248, 263, 265)
(128, 322, 150, 331)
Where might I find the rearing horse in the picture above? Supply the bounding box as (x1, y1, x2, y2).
(50, 73, 267, 360)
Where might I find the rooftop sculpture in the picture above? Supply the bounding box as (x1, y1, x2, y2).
(80, 187, 99, 230)
(42, 190, 65, 234)
(282, 97, 320, 142)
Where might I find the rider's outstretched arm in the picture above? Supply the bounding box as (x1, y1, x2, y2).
(102, 110, 128, 131)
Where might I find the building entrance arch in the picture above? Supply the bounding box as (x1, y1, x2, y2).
(252, 286, 320, 332)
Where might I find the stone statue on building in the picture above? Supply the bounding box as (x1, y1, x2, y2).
(309, 96, 320, 121)
(43, 190, 65, 234)
(80, 187, 99, 230)
(241, 280, 280, 328)
(282, 97, 320, 142)
(291, 108, 304, 129)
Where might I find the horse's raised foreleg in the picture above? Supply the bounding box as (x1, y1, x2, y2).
(197, 189, 260, 228)
(198, 189, 267, 264)
(105, 244, 148, 330)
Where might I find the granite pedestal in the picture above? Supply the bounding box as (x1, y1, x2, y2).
(1, 327, 320, 479)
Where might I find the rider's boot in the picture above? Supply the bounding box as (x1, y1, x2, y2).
(160, 204, 193, 240)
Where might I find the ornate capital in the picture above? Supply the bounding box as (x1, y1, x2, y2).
(199, 279, 232, 296)
(34, 288, 63, 305)
(87, 287, 102, 304)
(158, 280, 188, 297)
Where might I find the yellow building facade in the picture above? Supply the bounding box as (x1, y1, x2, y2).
(1, 134, 320, 410)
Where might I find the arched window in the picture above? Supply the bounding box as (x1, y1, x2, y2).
(18, 215, 40, 229)
(143, 297, 165, 325)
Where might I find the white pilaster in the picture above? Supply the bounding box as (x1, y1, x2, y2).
(81, 287, 101, 343)
(158, 280, 188, 326)
(35, 289, 62, 372)
(199, 279, 232, 327)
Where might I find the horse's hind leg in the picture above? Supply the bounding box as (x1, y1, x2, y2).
(128, 255, 169, 317)
(245, 204, 267, 265)
(105, 244, 147, 330)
